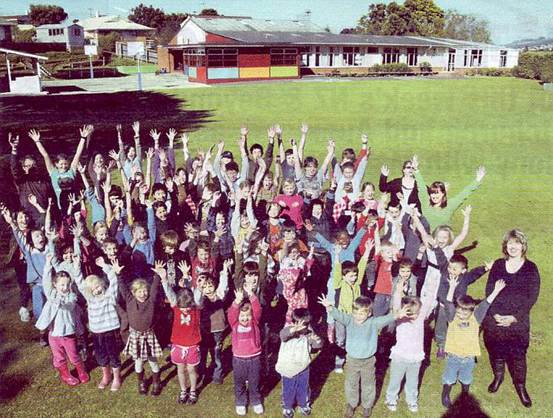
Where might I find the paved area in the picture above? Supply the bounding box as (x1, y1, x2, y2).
(42, 72, 207, 94)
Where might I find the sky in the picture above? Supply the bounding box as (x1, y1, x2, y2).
(2, 0, 552, 45)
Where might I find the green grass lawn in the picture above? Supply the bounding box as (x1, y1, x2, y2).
(1, 77, 552, 417)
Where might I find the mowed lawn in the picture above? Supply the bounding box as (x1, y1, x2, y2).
(1, 77, 552, 417)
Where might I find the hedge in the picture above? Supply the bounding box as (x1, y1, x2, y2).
(465, 68, 513, 77)
(513, 51, 553, 83)
(370, 63, 412, 73)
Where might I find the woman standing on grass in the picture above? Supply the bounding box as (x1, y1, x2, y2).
(379, 160, 420, 210)
(482, 229, 540, 408)
(411, 154, 485, 231)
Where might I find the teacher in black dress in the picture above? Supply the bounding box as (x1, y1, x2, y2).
(482, 229, 540, 408)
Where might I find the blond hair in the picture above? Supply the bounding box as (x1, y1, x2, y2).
(84, 274, 105, 297)
(130, 279, 149, 296)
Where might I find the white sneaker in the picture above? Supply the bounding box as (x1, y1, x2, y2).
(408, 404, 418, 413)
(252, 404, 264, 414)
(386, 402, 397, 412)
(19, 307, 30, 322)
(235, 406, 247, 416)
(334, 367, 344, 374)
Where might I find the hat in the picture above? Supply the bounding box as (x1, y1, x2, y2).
(221, 151, 234, 160)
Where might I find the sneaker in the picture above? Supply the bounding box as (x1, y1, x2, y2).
(187, 391, 198, 405)
(299, 406, 312, 416)
(252, 404, 264, 415)
(283, 408, 294, 418)
(235, 406, 247, 416)
(178, 390, 188, 404)
(408, 404, 418, 413)
(386, 402, 397, 412)
(19, 307, 30, 322)
(212, 377, 223, 385)
(334, 367, 344, 374)
(344, 405, 355, 418)
(363, 408, 372, 418)
(79, 348, 88, 362)
(436, 347, 446, 360)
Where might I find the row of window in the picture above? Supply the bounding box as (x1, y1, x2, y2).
(47, 28, 81, 36)
(182, 47, 509, 68)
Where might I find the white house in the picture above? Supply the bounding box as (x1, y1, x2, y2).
(35, 23, 85, 51)
(77, 15, 154, 46)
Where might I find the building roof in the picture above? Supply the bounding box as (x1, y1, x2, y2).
(189, 16, 324, 33)
(213, 31, 447, 47)
(37, 22, 82, 29)
(0, 18, 17, 26)
(77, 15, 153, 32)
(412, 36, 511, 49)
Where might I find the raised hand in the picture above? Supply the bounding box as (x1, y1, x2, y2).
(116, 124, 122, 135)
(77, 163, 86, 174)
(145, 147, 154, 160)
(493, 279, 506, 293)
(361, 134, 368, 144)
(166, 128, 177, 146)
(447, 275, 460, 288)
(300, 123, 309, 135)
(326, 139, 336, 154)
(223, 258, 234, 271)
(381, 164, 390, 176)
(476, 166, 486, 182)
(411, 155, 419, 171)
(69, 223, 83, 239)
(8, 133, 19, 149)
(177, 260, 190, 277)
(132, 121, 140, 137)
(267, 126, 276, 140)
(108, 149, 120, 162)
(240, 125, 249, 137)
(308, 243, 315, 258)
(181, 132, 189, 147)
(274, 124, 282, 136)
(317, 294, 333, 309)
(461, 205, 472, 219)
(27, 194, 38, 206)
(234, 289, 244, 305)
(0, 204, 13, 225)
(111, 259, 124, 275)
(149, 129, 161, 141)
(80, 124, 94, 138)
(152, 260, 167, 280)
(28, 129, 41, 143)
(395, 304, 412, 320)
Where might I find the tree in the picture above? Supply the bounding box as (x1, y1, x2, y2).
(355, 0, 444, 36)
(29, 4, 67, 26)
(199, 8, 219, 16)
(13, 27, 36, 42)
(128, 3, 167, 31)
(158, 13, 188, 44)
(98, 31, 121, 53)
(443, 10, 491, 43)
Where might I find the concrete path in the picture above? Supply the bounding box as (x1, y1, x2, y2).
(42, 73, 207, 94)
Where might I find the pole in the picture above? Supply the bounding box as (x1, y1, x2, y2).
(137, 55, 142, 91)
(89, 55, 94, 79)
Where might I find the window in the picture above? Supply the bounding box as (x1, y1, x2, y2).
(343, 47, 360, 66)
(315, 47, 320, 67)
(382, 48, 400, 64)
(499, 50, 507, 67)
(183, 48, 206, 66)
(407, 48, 418, 66)
(470, 49, 482, 67)
(73, 28, 81, 36)
(207, 48, 238, 67)
(48, 28, 64, 36)
(367, 47, 379, 54)
(271, 48, 297, 66)
(300, 47, 310, 67)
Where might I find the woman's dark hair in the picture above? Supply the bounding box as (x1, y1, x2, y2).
(176, 288, 195, 309)
(428, 181, 447, 208)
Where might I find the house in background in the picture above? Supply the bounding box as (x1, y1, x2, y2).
(0, 18, 16, 43)
(77, 14, 154, 46)
(35, 23, 84, 51)
(157, 15, 519, 84)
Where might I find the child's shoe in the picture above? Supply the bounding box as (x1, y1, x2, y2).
(386, 402, 397, 412)
(19, 306, 30, 322)
(252, 404, 264, 414)
(436, 347, 446, 360)
(137, 371, 147, 395)
(110, 367, 121, 391)
(344, 404, 355, 418)
(334, 367, 344, 374)
(235, 405, 247, 416)
(299, 405, 312, 416)
(151, 372, 161, 396)
(97, 366, 112, 389)
(441, 384, 453, 407)
(187, 391, 198, 405)
(362, 407, 372, 417)
(74, 361, 89, 384)
(408, 403, 418, 413)
(283, 408, 294, 418)
(178, 389, 188, 404)
(57, 364, 79, 386)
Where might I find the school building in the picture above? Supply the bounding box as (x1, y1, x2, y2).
(157, 15, 520, 84)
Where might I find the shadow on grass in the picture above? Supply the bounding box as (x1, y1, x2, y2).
(309, 342, 336, 403)
(0, 91, 215, 157)
(0, 373, 31, 403)
(442, 392, 490, 418)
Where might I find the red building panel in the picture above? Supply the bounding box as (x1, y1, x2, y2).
(238, 47, 271, 67)
(205, 33, 237, 44)
(196, 66, 207, 83)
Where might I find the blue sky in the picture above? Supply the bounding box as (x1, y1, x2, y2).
(2, 0, 552, 44)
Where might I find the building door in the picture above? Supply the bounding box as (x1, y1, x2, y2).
(448, 49, 456, 71)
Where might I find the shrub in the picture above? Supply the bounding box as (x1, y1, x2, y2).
(514, 51, 553, 82)
(419, 61, 433, 72)
(465, 68, 513, 77)
(370, 63, 411, 73)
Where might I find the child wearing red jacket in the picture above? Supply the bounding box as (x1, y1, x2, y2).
(156, 263, 201, 406)
(228, 289, 264, 416)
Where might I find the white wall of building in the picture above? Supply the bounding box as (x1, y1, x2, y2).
(176, 20, 206, 45)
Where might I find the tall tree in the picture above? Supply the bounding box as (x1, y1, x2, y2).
(355, 0, 444, 36)
(28, 4, 67, 26)
(128, 3, 167, 31)
(443, 10, 491, 43)
(199, 8, 219, 16)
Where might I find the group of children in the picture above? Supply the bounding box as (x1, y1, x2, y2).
(2, 122, 504, 417)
